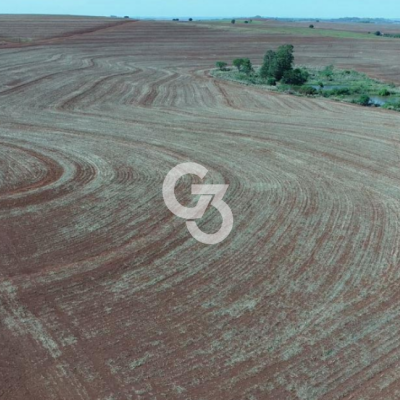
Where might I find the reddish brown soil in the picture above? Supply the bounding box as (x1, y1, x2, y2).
(0, 15, 129, 41)
(1, 18, 400, 400)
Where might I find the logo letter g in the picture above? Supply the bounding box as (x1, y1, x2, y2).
(163, 162, 233, 245)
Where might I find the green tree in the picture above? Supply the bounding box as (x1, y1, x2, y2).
(260, 44, 294, 81)
(241, 58, 253, 75)
(259, 50, 277, 78)
(233, 58, 245, 71)
(274, 44, 294, 80)
(216, 61, 228, 71)
(281, 68, 309, 85)
(231, 19, 236, 24)
(309, 24, 315, 29)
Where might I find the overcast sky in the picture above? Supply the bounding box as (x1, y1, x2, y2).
(1, 0, 399, 19)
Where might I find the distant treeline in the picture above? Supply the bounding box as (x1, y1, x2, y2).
(371, 31, 400, 38)
(383, 33, 400, 38)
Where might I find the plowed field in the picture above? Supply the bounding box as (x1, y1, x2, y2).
(1, 17, 400, 400)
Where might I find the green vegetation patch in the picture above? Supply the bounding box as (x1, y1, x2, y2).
(305, 66, 400, 106)
(213, 47, 400, 112)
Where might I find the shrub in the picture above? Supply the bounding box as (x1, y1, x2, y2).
(379, 88, 391, 96)
(189, 18, 193, 22)
(317, 81, 324, 88)
(322, 90, 333, 98)
(231, 19, 236, 24)
(267, 77, 277, 86)
(281, 68, 309, 85)
(355, 95, 371, 106)
(383, 101, 400, 111)
(352, 84, 368, 94)
(244, 21, 249, 24)
(216, 61, 228, 71)
(276, 84, 291, 92)
(298, 86, 317, 95)
(332, 87, 352, 96)
(309, 24, 315, 29)
(321, 65, 334, 80)
(374, 31, 382, 36)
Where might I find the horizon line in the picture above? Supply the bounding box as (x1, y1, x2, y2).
(1, 13, 400, 20)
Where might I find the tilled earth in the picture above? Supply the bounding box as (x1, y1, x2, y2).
(1, 18, 400, 400)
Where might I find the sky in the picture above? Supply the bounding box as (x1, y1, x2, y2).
(0, 0, 399, 19)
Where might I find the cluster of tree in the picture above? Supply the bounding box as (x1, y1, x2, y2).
(216, 45, 309, 86)
(368, 31, 400, 38)
(215, 58, 254, 74)
(260, 44, 309, 85)
(233, 58, 253, 74)
(229, 19, 255, 25)
(382, 33, 400, 38)
(172, 18, 180, 21)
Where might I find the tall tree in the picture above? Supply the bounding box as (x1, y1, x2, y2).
(274, 44, 294, 80)
(260, 45, 294, 80)
(260, 50, 277, 78)
(241, 58, 253, 75)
